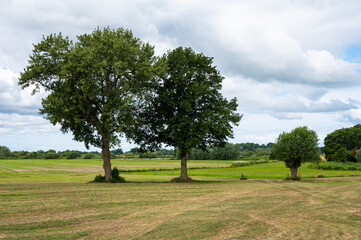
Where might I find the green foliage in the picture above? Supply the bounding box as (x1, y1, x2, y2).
(285, 176, 301, 181)
(355, 149, 361, 163)
(62, 151, 81, 159)
(170, 177, 193, 182)
(19, 27, 164, 180)
(83, 153, 95, 159)
(254, 148, 272, 156)
(308, 162, 361, 171)
(188, 143, 240, 160)
(93, 174, 105, 182)
(93, 167, 126, 183)
(110, 167, 126, 183)
(239, 142, 274, 152)
(240, 174, 247, 180)
(324, 124, 361, 162)
(44, 152, 60, 159)
(273, 126, 320, 169)
(111, 148, 123, 155)
(239, 149, 254, 158)
(332, 147, 349, 162)
(0, 146, 11, 159)
(133, 47, 241, 170)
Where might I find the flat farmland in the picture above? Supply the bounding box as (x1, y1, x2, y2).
(0, 159, 360, 239)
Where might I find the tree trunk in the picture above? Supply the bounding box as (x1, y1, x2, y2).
(180, 154, 189, 181)
(290, 167, 298, 179)
(101, 136, 112, 182)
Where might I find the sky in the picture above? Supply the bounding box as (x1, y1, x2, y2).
(1, 0, 361, 152)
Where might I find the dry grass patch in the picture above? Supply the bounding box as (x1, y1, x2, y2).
(0, 178, 360, 239)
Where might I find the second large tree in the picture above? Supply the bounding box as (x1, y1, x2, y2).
(134, 47, 241, 181)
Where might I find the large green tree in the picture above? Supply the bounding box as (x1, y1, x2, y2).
(133, 47, 242, 181)
(19, 27, 163, 181)
(273, 126, 320, 179)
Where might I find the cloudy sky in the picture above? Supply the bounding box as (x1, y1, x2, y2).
(1, 0, 361, 152)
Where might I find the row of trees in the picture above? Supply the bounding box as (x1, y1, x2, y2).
(19, 27, 241, 181)
(188, 143, 240, 160)
(0, 142, 273, 160)
(0, 148, 99, 159)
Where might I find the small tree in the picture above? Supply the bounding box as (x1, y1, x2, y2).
(132, 47, 241, 181)
(273, 126, 320, 179)
(0, 146, 11, 159)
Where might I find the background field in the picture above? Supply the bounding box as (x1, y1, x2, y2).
(0, 159, 361, 239)
(0, 158, 360, 183)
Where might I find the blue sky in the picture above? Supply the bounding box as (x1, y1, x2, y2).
(0, 0, 361, 152)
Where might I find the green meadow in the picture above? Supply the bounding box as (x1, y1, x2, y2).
(0, 158, 361, 239)
(0, 158, 360, 183)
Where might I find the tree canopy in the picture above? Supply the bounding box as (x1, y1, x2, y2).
(324, 124, 361, 162)
(273, 126, 320, 179)
(19, 27, 164, 181)
(133, 47, 241, 180)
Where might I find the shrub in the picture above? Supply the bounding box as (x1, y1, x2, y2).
(240, 174, 247, 180)
(308, 162, 361, 171)
(285, 175, 301, 181)
(111, 167, 126, 183)
(171, 177, 193, 182)
(92, 167, 126, 183)
(93, 174, 105, 182)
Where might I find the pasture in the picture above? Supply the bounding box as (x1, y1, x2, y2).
(0, 158, 361, 239)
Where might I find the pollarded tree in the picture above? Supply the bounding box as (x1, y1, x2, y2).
(133, 47, 242, 181)
(19, 27, 164, 182)
(273, 126, 320, 179)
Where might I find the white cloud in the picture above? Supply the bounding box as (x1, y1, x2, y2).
(222, 76, 359, 117)
(0, 67, 45, 114)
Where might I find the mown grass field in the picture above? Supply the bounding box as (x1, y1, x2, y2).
(0, 158, 361, 239)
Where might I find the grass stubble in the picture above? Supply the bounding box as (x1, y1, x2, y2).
(0, 177, 360, 239)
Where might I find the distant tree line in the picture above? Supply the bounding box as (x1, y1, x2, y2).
(0, 148, 101, 159)
(0, 143, 273, 160)
(3, 124, 360, 164)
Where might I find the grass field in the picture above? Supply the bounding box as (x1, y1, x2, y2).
(1, 178, 360, 239)
(0, 158, 361, 239)
(0, 158, 360, 183)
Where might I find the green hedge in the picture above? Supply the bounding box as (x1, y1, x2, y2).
(308, 162, 361, 171)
